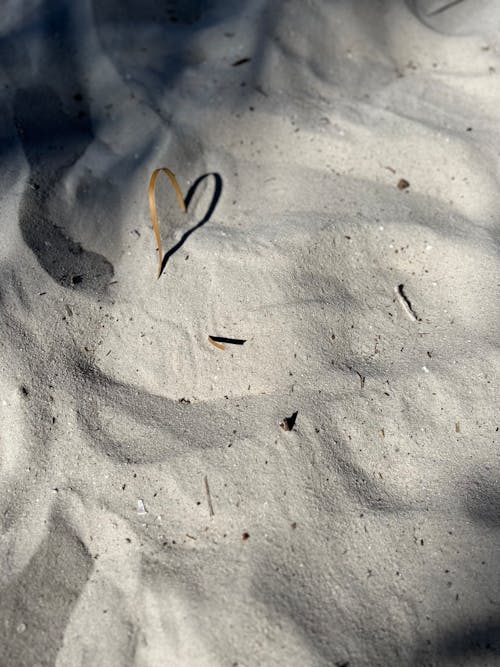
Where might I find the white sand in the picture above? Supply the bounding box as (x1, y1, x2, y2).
(0, 1, 499, 665)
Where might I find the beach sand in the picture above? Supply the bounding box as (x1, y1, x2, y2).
(0, 1, 499, 665)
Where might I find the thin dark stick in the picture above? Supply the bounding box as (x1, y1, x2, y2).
(208, 336, 246, 346)
(395, 284, 420, 322)
(204, 475, 215, 517)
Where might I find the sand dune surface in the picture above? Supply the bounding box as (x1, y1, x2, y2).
(0, 1, 499, 665)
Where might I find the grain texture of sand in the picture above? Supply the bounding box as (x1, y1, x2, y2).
(0, 1, 499, 666)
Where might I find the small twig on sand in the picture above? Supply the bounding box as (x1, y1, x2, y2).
(208, 336, 225, 350)
(204, 475, 215, 517)
(148, 167, 186, 278)
(208, 335, 247, 350)
(395, 284, 420, 322)
(356, 370, 366, 389)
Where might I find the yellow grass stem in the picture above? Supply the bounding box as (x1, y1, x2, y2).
(208, 336, 225, 351)
(148, 167, 187, 278)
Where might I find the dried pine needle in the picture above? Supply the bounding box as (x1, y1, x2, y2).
(148, 167, 186, 278)
(208, 336, 225, 351)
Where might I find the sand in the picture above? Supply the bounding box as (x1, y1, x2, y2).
(0, 1, 499, 665)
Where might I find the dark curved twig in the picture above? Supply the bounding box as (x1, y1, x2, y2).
(159, 172, 223, 275)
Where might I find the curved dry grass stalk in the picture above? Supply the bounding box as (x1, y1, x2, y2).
(208, 336, 225, 351)
(148, 167, 187, 278)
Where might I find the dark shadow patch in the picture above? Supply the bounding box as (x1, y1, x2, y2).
(0, 512, 92, 666)
(415, 616, 500, 665)
(160, 172, 222, 275)
(14, 85, 113, 292)
(14, 85, 93, 174)
(17, 200, 114, 291)
(463, 474, 500, 528)
(425, 0, 467, 17)
(93, 0, 215, 25)
(72, 357, 283, 465)
(311, 418, 409, 513)
(251, 554, 357, 666)
(165, 0, 214, 25)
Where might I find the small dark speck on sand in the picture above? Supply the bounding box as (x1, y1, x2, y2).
(232, 57, 251, 67)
